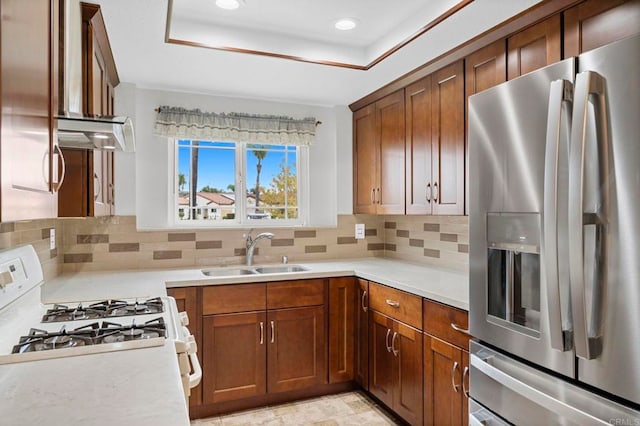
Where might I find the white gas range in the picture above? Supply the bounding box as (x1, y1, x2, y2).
(0, 245, 201, 401)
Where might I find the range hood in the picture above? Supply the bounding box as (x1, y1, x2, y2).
(56, 114, 135, 152)
(56, 0, 135, 152)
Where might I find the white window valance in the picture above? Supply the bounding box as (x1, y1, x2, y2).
(154, 106, 317, 146)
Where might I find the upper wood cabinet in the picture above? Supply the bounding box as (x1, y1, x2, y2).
(430, 60, 465, 215)
(464, 40, 507, 214)
(507, 14, 561, 79)
(58, 2, 117, 217)
(405, 60, 465, 216)
(1, 0, 59, 221)
(353, 90, 405, 215)
(564, 0, 640, 57)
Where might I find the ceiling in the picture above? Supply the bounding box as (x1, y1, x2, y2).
(168, 0, 466, 67)
(92, 0, 542, 106)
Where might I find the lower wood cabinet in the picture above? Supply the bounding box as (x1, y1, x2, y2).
(328, 277, 355, 384)
(202, 312, 266, 404)
(370, 311, 423, 425)
(199, 279, 327, 410)
(268, 306, 326, 393)
(424, 334, 469, 426)
(355, 279, 369, 389)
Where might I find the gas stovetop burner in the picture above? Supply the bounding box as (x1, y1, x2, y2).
(11, 318, 166, 353)
(41, 298, 164, 323)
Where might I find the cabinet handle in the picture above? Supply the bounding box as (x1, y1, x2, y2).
(385, 328, 392, 352)
(462, 366, 470, 398)
(376, 187, 380, 204)
(433, 182, 439, 202)
(361, 290, 367, 312)
(371, 188, 375, 204)
(54, 145, 66, 192)
(259, 321, 264, 345)
(391, 331, 399, 356)
(270, 320, 275, 344)
(108, 183, 114, 205)
(385, 299, 400, 308)
(451, 323, 471, 335)
(94, 173, 101, 201)
(451, 361, 460, 393)
(426, 182, 431, 202)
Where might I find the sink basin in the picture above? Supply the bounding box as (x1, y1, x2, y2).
(254, 265, 309, 274)
(202, 268, 256, 277)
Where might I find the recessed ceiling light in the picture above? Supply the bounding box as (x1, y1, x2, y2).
(215, 0, 240, 10)
(335, 18, 357, 31)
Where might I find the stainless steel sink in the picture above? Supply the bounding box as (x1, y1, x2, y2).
(254, 265, 308, 274)
(202, 268, 257, 277)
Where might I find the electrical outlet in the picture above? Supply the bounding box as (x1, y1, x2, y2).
(49, 229, 56, 250)
(355, 223, 365, 240)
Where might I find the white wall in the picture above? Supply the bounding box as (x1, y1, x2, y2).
(334, 105, 353, 214)
(114, 85, 348, 229)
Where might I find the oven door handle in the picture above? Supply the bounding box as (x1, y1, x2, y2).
(184, 329, 202, 389)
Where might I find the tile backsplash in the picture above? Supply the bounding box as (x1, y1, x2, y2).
(0, 219, 63, 281)
(0, 214, 469, 277)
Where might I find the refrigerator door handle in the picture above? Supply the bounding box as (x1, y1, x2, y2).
(543, 79, 574, 352)
(568, 70, 609, 360)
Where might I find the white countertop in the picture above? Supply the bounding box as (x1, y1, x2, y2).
(0, 344, 189, 426)
(6, 257, 465, 426)
(43, 258, 469, 310)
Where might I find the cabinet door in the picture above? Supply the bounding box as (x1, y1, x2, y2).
(353, 104, 377, 214)
(405, 76, 433, 215)
(58, 149, 89, 217)
(329, 277, 355, 383)
(375, 90, 405, 214)
(369, 311, 395, 408)
(564, 0, 640, 57)
(355, 279, 369, 389)
(424, 334, 463, 426)
(168, 287, 202, 407)
(393, 321, 423, 425)
(507, 14, 561, 79)
(0, 0, 57, 221)
(92, 150, 110, 216)
(267, 306, 326, 393)
(462, 350, 470, 426)
(431, 60, 465, 215)
(465, 40, 507, 214)
(202, 312, 267, 404)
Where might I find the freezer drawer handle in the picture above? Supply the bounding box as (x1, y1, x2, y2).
(450, 323, 470, 335)
(471, 353, 603, 424)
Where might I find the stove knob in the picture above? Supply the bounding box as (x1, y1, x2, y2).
(179, 311, 189, 327)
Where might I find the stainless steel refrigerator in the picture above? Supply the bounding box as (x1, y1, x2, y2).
(468, 34, 640, 424)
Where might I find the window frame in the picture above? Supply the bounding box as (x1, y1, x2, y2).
(170, 138, 309, 228)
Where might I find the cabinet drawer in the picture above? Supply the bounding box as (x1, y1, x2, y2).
(369, 282, 422, 329)
(423, 299, 469, 349)
(267, 279, 326, 309)
(202, 284, 266, 315)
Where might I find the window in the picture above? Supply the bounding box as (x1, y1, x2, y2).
(175, 139, 306, 226)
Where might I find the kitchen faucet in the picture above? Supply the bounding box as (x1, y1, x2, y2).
(245, 231, 274, 266)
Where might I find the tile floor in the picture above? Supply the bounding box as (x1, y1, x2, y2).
(190, 391, 401, 425)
